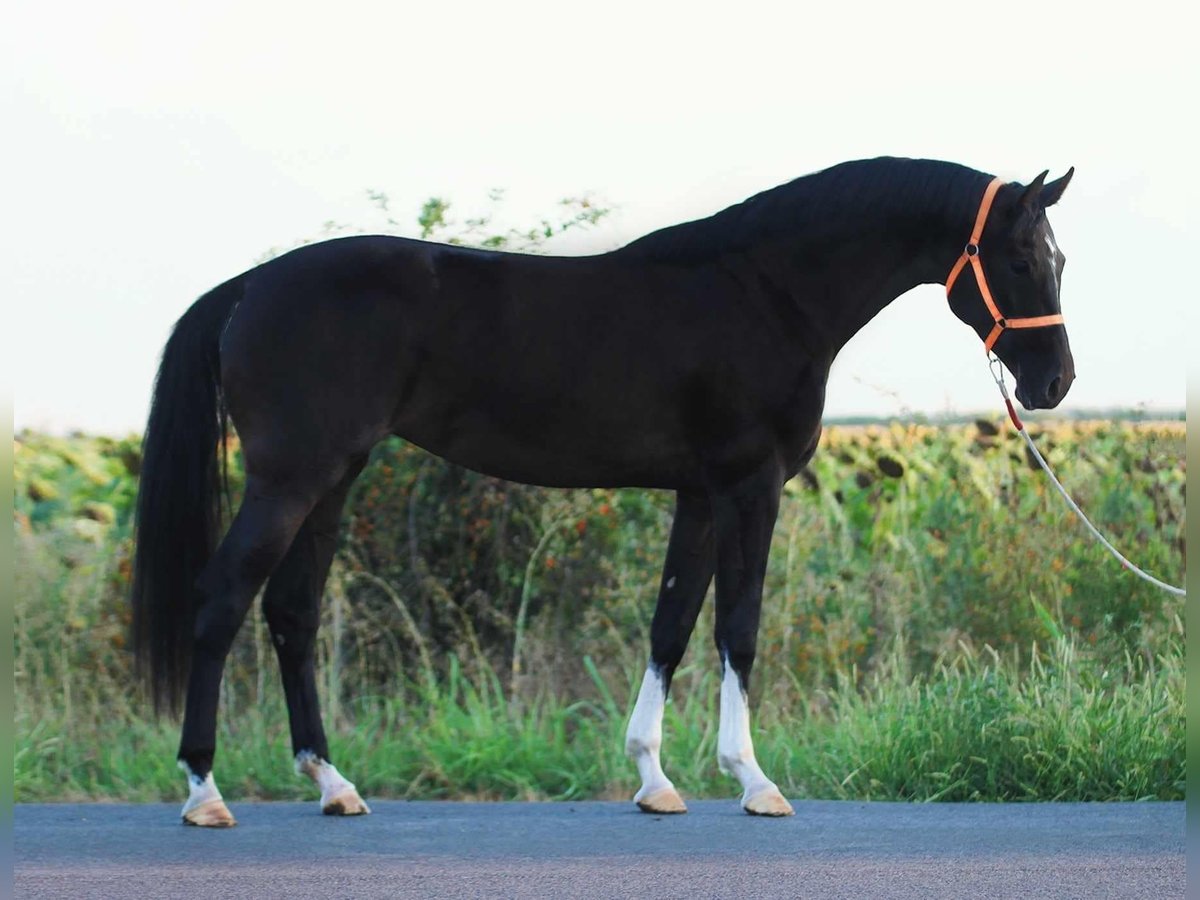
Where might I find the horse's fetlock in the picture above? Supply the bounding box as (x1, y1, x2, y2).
(718, 750, 746, 773)
(625, 734, 660, 758)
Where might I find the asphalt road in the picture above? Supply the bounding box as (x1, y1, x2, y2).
(15, 800, 1183, 899)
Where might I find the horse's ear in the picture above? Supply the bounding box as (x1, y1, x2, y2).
(1039, 167, 1075, 208)
(1018, 170, 1049, 214)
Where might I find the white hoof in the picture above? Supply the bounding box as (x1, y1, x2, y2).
(179, 764, 235, 827)
(635, 785, 687, 814)
(182, 798, 237, 827)
(296, 751, 369, 817)
(322, 787, 371, 816)
(742, 784, 794, 817)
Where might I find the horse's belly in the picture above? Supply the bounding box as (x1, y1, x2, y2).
(392, 386, 698, 489)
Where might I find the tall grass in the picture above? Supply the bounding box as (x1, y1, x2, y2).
(15, 632, 1183, 803)
(12, 420, 1186, 803)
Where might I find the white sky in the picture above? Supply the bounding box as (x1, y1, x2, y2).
(5, 0, 1193, 435)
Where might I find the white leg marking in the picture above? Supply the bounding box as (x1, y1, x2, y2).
(179, 761, 236, 826)
(717, 661, 794, 816)
(296, 751, 370, 815)
(625, 666, 686, 813)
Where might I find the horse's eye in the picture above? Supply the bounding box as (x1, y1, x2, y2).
(1010, 259, 1031, 275)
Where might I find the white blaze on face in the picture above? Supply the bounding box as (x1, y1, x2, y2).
(179, 760, 224, 817)
(625, 666, 676, 802)
(295, 751, 358, 808)
(717, 660, 777, 801)
(1043, 230, 1061, 293)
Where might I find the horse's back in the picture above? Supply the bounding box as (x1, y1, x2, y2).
(215, 234, 820, 490)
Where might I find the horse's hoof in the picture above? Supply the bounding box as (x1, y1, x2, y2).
(182, 798, 237, 828)
(742, 786, 794, 817)
(322, 788, 371, 816)
(635, 786, 688, 815)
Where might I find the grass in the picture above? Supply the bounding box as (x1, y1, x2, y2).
(12, 421, 1186, 804)
(15, 637, 1183, 804)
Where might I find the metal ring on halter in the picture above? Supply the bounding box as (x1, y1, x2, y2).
(988, 352, 1005, 384)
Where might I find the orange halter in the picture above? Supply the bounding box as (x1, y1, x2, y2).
(945, 176, 1065, 353)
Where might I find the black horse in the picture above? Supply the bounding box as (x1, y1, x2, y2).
(131, 156, 1074, 825)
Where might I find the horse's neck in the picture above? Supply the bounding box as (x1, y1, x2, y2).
(614, 161, 990, 360)
(762, 210, 969, 359)
(833, 240, 947, 354)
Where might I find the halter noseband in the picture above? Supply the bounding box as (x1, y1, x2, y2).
(945, 176, 1065, 354)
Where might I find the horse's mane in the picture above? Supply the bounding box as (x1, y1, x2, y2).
(618, 157, 992, 264)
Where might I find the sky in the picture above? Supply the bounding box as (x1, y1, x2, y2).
(5, 0, 1193, 435)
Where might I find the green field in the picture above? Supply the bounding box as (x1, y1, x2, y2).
(13, 417, 1185, 803)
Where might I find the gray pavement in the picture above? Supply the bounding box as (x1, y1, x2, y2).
(14, 800, 1184, 898)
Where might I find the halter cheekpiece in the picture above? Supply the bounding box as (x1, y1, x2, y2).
(945, 176, 1065, 353)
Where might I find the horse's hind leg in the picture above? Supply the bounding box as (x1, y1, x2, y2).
(261, 459, 369, 816)
(625, 491, 714, 814)
(177, 475, 324, 827)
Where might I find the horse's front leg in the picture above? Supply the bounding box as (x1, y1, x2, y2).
(711, 464, 794, 816)
(625, 491, 715, 814)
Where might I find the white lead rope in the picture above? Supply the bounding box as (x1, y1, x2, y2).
(988, 356, 1186, 598)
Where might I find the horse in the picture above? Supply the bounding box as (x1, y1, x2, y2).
(130, 156, 1075, 826)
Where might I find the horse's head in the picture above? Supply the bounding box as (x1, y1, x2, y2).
(947, 169, 1076, 410)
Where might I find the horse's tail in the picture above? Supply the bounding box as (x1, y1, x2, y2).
(130, 278, 242, 716)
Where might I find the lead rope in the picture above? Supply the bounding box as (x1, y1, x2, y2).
(987, 355, 1185, 597)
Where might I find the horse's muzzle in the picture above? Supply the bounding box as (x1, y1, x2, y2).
(1016, 363, 1074, 410)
